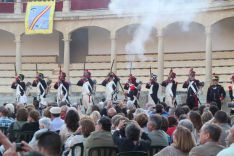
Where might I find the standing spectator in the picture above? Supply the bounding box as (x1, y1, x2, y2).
(8, 108, 28, 142)
(84, 116, 115, 155)
(214, 110, 231, 146)
(21, 110, 40, 132)
(189, 123, 224, 156)
(217, 125, 234, 156)
(50, 107, 64, 132)
(155, 126, 195, 156)
(0, 106, 14, 128)
(188, 111, 202, 144)
(147, 115, 169, 146)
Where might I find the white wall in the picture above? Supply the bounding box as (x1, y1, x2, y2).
(0, 31, 60, 56)
(0, 30, 15, 55)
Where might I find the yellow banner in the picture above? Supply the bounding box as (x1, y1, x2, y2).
(25, 1, 56, 35)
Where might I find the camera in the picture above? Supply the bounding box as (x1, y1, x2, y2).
(16, 143, 24, 152)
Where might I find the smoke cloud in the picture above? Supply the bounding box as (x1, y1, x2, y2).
(109, 0, 209, 61)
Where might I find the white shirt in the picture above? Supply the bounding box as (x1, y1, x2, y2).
(82, 81, 92, 95)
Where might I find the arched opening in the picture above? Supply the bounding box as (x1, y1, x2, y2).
(21, 30, 63, 63)
(0, 29, 15, 55)
(164, 22, 205, 53)
(70, 26, 110, 63)
(212, 17, 234, 51)
(116, 24, 157, 54)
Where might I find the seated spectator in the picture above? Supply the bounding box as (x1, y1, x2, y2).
(50, 107, 64, 132)
(60, 109, 80, 143)
(181, 105, 190, 115)
(63, 117, 95, 156)
(90, 111, 101, 125)
(161, 116, 169, 132)
(217, 125, 234, 156)
(155, 126, 195, 156)
(209, 105, 219, 116)
(214, 110, 231, 146)
(0, 106, 14, 128)
(29, 117, 51, 150)
(167, 116, 178, 137)
(113, 122, 150, 152)
(22, 110, 40, 133)
(4, 103, 15, 119)
(201, 110, 213, 124)
(188, 111, 202, 144)
(174, 107, 185, 120)
(178, 119, 194, 133)
(134, 113, 148, 133)
(8, 108, 28, 142)
(147, 114, 169, 146)
(197, 105, 206, 115)
(155, 104, 169, 118)
(84, 116, 115, 155)
(189, 123, 224, 156)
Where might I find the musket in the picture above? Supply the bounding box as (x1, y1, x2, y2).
(83, 62, 86, 75)
(14, 63, 17, 76)
(149, 66, 152, 77)
(110, 59, 115, 73)
(36, 63, 38, 75)
(130, 62, 132, 75)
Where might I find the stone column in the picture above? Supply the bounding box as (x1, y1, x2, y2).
(15, 34, 22, 74)
(205, 26, 212, 92)
(110, 31, 117, 73)
(62, 0, 70, 13)
(14, 0, 22, 14)
(63, 33, 71, 80)
(157, 29, 164, 96)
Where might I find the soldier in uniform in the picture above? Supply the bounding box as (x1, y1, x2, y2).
(32, 72, 48, 109)
(207, 74, 226, 110)
(11, 74, 27, 104)
(101, 72, 119, 103)
(124, 74, 141, 108)
(182, 68, 203, 109)
(161, 69, 177, 108)
(77, 70, 95, 114)
(54, 72, 70, 105)
(228, 75, 234, 101)
(146, 74, 159, 105)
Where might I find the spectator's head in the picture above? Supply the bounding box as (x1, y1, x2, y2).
(173, 126, 195, 153)
(65, 109, 79, 132)
(92, 105, 100, 112)
(37, 131, 62, 156)
(96, 116, 111, 132)
(174, 107, 185, 119)
(199, 123, 221, 144)
(134, 113, 148, 128)
(161, 116, 169, 132)
(50, 107, 61, 119)
(201, 111, 213, 124)
(25, 104, 35, 113)
(178, 114, 187, 121)
(39, 117, 51, 129)
(125, 123, 141, 141)
(209, 105, 219, 116)
(178, 119, 194, 132)
(198, 105, 206, 115)
(60, 105, 68, 120)
(214, 110, 228, 124)
(4, 103, 15, 115)
(227, 125, 234, 146)
(90, 111, 101, 125)
(0, 106, 9, 117)
(28, 110, 40, 122)
(79, 117, 95, 138)
(181, 105, 190, 115)
(147, 114, 162, 131)
(59, 101, 67, 107)
(168, 116, 178, 127)
(155, 104, 164, 114)
(111, 115, 123, 129)
(16, 108, 28, 122)
(43, 106, 52, 118)
(188, 111, 202, 132)
(107, 108, 117, 118)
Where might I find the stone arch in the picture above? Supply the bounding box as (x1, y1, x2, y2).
(164, 21, 205, 53)
(0, 29, 16, 56)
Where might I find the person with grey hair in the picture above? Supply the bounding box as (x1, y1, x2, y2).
(178, 119, 194, 132)
(147, 114, 169, 146)
(29, 117, 51, 150)
(113, 122, 151, 152)
(189, 123, 224, 156)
